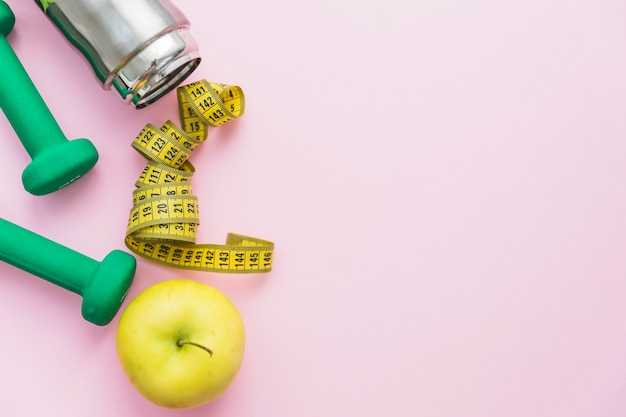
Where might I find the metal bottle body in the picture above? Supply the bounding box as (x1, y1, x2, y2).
(37, 0, 201, 108)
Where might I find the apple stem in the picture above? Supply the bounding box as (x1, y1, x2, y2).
(177, 340, 213, 357)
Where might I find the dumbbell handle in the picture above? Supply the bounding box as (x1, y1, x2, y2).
(0, 218, 95, 294)
(0, 35, 65, 157)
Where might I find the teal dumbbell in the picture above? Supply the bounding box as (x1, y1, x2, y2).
(0, 218, 136, 326)
(0, 1, 98, 196)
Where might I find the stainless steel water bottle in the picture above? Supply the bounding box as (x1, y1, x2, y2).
(35, 0, 201, 108)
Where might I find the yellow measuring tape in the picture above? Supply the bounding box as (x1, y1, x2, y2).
(125, 80, 274, 273)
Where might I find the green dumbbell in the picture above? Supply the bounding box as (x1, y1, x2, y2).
(0, 217, 136, 326)
(0, 1, 98, 196)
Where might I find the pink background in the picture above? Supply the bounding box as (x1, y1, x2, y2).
(2, 0, 626, 415)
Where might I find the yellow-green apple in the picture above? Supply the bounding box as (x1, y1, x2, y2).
(116, 279, 246, 409)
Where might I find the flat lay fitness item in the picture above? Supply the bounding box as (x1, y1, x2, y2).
(35, 0, 201, 108)
(0, 1, 98, 195)
(126, 80, 275, 273)
(0, 217, 136, 326)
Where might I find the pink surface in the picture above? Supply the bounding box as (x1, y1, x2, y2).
(2, 0, 626, 415)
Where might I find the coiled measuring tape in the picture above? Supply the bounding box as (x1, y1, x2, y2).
(125, 80, 274, 273)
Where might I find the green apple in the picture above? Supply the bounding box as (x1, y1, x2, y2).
(116, 279, 246, 409)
